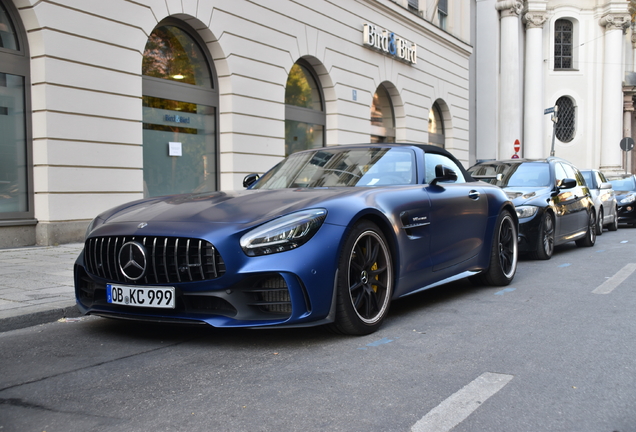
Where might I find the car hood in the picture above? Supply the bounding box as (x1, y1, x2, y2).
(502, 186, 552, 205)
(96, 188, 354, 227)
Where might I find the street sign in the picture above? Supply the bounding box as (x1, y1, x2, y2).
(620, 137, 635, 152)
(514, 139, 520, 153)
(544, 107, 555, 115)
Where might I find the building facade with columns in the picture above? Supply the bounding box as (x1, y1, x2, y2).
(0, 0, 471, 248)
(471, 0, 634, 175)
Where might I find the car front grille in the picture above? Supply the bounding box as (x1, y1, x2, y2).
(85, 236, 226, 284)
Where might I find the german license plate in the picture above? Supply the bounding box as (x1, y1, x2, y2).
(107, 284, 175, 309)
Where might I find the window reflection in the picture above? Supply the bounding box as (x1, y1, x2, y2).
(0, 73, 27, 213)
(284, 60, 325, 155)
(370, 85, 395, 143)
(0, 2, 18, 51)
(428, 102, 445, 147)
(142, 25, 212, 88)
(285, 63, 322, 110)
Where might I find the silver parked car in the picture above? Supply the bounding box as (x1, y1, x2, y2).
(581, 169, 618, 234)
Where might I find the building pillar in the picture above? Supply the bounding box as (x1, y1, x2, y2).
(495, 0, 523, 160)
(600, 13, 630, 174)
(523, 8, 548, 159)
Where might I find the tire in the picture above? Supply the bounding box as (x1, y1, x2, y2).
(595, 208, 603, 236)
(473, 210, 518, 286)
(575, 209, 596, 247)
(329, 220, 393, 336)
(530, 212, 554, 260)
(608, 207, 618, 231)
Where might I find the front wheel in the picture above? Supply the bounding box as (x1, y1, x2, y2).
(575, 209, 596, 247)
(329, 220, 393, 336)
(530, 212, 554, 260)
(473, 210, 518, 286)
(595, 208, 603, 236)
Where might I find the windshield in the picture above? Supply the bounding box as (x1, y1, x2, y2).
(609, 176, 636, 192)
(252, 147, 416, 189)
(469, 162, 551, 188)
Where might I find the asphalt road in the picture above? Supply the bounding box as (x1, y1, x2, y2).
(1, 226, 636, 432)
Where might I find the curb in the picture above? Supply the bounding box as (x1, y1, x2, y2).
(0, 303, 82, 333)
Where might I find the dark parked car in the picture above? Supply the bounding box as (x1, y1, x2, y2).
(469, 157, 596, 260)
(75, 144, 518, 335)
(581, 169, 618, 234)
(608, 174, 636, 226)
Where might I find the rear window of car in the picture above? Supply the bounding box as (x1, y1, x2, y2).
(469, 162, 551, 188)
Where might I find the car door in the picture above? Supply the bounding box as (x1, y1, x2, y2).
(553, 162, 588, 239)
(424, 153, 489, 273)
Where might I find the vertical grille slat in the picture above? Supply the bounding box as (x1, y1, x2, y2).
(198, 240, 205, 280)
(162, 237, 169, 284)
(174, 238, 181, 283)
(84, 236, 225, 285)
(152, 237, 158, 284)
(106, 237, 113, 280)
(185, 239, 193, 281)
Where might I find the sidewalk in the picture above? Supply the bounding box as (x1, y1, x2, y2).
(0, 243, 84, 332)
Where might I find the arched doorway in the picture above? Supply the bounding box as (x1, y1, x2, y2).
(428, 101, 445, 148)
(370, 84, 395, 143)
(0, 0, 32, 221)
(142, 20, 219, 197)
(285, 59, 325, 156)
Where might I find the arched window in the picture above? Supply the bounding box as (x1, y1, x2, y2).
(285, 60, 325, 156)
(142, 20, 218, 197)
(428, 102, 445, 147)
(370, 84, 395, 143)
(555, 96, 575, 142)
(0, 0, 32, 221)
(554, 19, 573, 70)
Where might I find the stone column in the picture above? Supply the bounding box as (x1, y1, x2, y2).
(600, 13, 630, 173)
(495, 0, 523, 159)
(523, 10, 548, 159)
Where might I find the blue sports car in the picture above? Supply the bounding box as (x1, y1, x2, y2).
(75, 144, 518, 335)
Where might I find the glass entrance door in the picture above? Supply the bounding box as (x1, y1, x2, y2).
(142, 96, 216, 197)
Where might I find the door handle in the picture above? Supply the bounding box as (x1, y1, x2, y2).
(468, 190, 480, 200)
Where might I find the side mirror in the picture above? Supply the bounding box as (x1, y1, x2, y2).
(557, 178, 577, 189)
(431, 164, 457, 186)
(599, 182, 612, 190)
(243, 173, 260, 188)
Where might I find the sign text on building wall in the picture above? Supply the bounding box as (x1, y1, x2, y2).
(363, 24, 417, 65)
(164, 114, 191, 124)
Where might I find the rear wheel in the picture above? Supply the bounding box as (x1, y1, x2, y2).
(530, 212, 554, 260)
(329, 220, 393, 336)
(608, 207, 618, 231)
(472, 210, 518, 286)
(576, 209, 596, 247)
(595, 208, 603, 236)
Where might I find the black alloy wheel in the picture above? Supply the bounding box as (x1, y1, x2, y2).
(330, 220, 393, 335)
(472, 210, 518, 286)
(531, 212, 554, 260)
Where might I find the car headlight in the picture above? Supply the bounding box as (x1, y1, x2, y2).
(620, 194, 636, 204)
(240, 209, 327, 256)
(515, 205, 539, 219)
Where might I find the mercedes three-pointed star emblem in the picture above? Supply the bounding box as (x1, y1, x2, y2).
(118, 241, 147, 281)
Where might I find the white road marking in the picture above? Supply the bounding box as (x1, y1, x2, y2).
(411, 372, 513, 432)
(592, 263, 636, 295)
